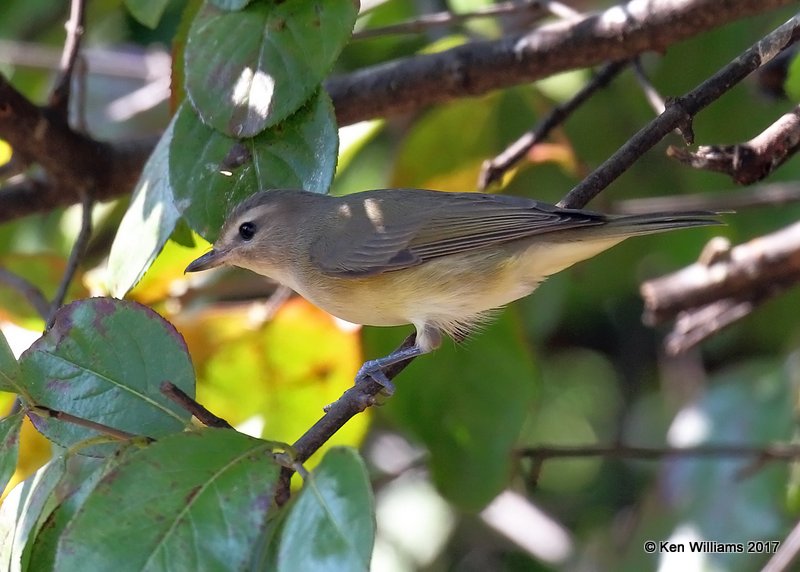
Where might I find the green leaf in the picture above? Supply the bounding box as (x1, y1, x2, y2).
(364, 309, 538, 510)
(0, 460, 66, 571)
(277, 447, 374, 572)
(124, 0, 171, 29)
(55, 429, 281, 572)
(27, 455, 118, 571)
(0, 410, 23, 494)
(170, 92, 337, 241)
(19, 298, 194, 450)
(184, 0, 358, 137)
(0, 328, 20, 392)
(107, 117, 180, 298)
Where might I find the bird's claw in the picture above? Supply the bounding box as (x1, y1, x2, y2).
(355, 360, 396, 396)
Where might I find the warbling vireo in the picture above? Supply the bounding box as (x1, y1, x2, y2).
(186, 188, 719, 391)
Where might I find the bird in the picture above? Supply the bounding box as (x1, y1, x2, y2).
(185, 188, 720, 392)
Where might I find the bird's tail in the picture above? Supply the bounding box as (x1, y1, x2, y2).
(598, 211, 724, 238)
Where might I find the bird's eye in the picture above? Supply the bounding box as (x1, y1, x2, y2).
(239, 222, 256, 241)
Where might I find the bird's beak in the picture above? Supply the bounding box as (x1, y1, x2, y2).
(185, 249, 227, 273)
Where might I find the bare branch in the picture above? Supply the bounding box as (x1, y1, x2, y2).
(641, 223, 800, 352)
(517, 442, 800, 462)
(478, 59, 629, 190)
(0, 268, 50, 319)
(275, 333, 418, 505)
(558, 11, 800, 208)
(47, 192, 93, 328)
(328, 0, 795, 126)
(762, 519, 800, 572)
(161, 382, 233, 429)
(0, 1, 795, 223)
(49, 0, 86, 117)
(0, 75, 156, 223)
(668, 105, 800, 184)
(352, 0, 550, 40)
(28, 405, 141, 441)
(614, 181, 800, 213)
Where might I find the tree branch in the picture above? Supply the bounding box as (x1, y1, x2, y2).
(47, 192, 92, 328)
(641, 223, 800, 353)
(352, 0, 551, 40)
(517, 442, 800, 462)
(0, 72, 156, 222)
(478, 59, 629, 190)
(275, 333, 418, 505)
(0, 0, 794, 222)
(0, 268, 50, 319)
(558, 10, 800, 208)
(161, 382, 233, 429)
(668, 105, 800, 184)
(49, 0, 86, 118)
(614, 181, 800, 213)
(327, 0, 795, 126)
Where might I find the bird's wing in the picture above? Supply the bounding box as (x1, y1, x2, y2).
(310, 191, 606, 277)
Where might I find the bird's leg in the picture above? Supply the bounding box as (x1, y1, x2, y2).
(355, 326, 442, 395)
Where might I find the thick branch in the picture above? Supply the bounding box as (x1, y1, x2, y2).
(641, 224, 800, 352)
(0, 1, 795, 222)
(0, 73, 155, 222)
(327, 0, 795, 125)
(668, 106, 800, 184)
(559, 11, 800, 208)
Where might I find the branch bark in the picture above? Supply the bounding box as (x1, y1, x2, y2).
(668, 105, 800, 184)
(0, 0, 794, 222)
(327, 0, 795, 125)
(641, 224, 800, 353)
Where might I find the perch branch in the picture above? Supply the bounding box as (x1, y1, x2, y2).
(274, 333, 418, 505)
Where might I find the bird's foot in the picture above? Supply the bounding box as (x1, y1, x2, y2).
(355, 359, 396, 396)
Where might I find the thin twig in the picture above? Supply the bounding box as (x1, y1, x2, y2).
(160, 382, 233, 429)
(517, 442, 800, 461)
(762, 519, 800, 572)
(0, 268, 50, 319)
(353, 0, 551, 40)
(47, 192, 93, 328)
(478, 59, 629, 190)
(28, 405, 140, 441)
(275, 333, 418, 505)
(328, 0, 794, 126)
(668, 105, 800, 184)
(632, 58, 666, 114)
(558, 11, 800, 209)
(614, 181, 800, 213)
(49, 0, 86, 118)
